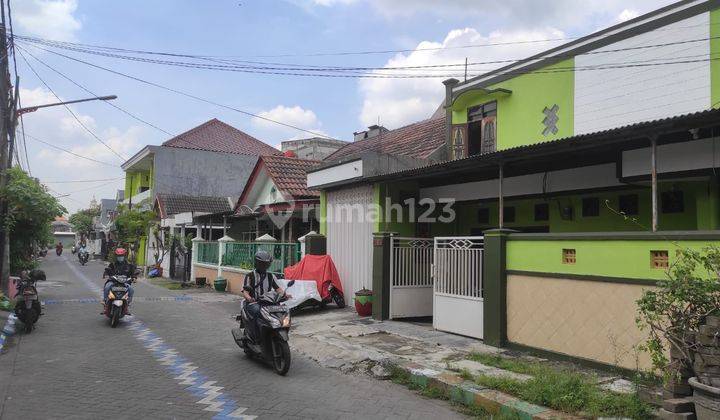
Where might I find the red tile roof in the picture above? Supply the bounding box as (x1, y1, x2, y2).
(263, 155, 321, 199)
(324, 116, 445, 161)
(162, 118, 280, 156)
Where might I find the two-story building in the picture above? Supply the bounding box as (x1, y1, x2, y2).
(121, 118, 279, 264)
(307, 0, 720, 371)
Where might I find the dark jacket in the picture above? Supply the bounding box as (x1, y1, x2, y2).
(104, 261, 136, 278)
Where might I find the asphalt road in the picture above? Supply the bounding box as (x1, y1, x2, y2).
(0, 254, 464, 420)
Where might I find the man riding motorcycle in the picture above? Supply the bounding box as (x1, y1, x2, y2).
(242, 250, 291, 340)
(102, 248, 136, 314)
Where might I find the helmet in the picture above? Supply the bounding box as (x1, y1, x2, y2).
(115, 248, 127, 262)
(254, 250, 272, 273)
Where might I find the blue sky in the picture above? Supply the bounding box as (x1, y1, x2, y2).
(12, 0, 674, 212)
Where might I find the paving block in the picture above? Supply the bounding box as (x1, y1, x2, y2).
(657, 408, 696, 420)
(662, 398, 695, 413)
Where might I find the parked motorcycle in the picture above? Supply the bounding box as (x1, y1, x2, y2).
(38, 248, 47, 257)
(14, 269, 45, 333)
(104, 275, 132, 328)
(320, 283, 345, 309)
(78, 249, 89, 265)
(232, 280, 295, 375)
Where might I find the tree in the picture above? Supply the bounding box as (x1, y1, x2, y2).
(1, 167, 66, 281)
(113, 201, 155, 264)
(69, 212, 94, 239)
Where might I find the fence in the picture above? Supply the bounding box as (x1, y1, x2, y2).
(221, 241, 301, 277)
(197, 242, 219, 265)
(389, 237, 433, 319)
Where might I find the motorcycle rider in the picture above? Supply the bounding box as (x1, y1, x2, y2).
(242, 250, 291, 340)
(78, 242, 88, 261)
(55, 242, 63, 254)
(102, 248, 136, 314)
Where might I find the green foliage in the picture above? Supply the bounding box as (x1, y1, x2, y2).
(636, 247, 720, 378)
(468, 353, 652, 419)
(1, 167, 66, 273)
(113, 202, 155, 246)
(69, 212, 94, 237)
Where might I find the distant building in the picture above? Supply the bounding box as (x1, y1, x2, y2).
(280, 137, 348, 161)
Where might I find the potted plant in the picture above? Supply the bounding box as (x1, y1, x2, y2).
(354, 288, 373, 317)
(214, 276, 227, 292)
(636, 247, 720, 419)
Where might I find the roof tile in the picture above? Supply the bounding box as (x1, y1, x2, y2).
(262, 155, 321, 199)
(163, 118, 279, 156)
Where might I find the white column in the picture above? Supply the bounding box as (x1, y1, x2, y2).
(190, 236, 203, 284)
(217, 235, 234, 279)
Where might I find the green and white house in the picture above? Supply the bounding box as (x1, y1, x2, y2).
(308, 0, 720, 371)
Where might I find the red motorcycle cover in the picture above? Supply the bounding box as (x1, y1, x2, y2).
(283, 254, 344, 300)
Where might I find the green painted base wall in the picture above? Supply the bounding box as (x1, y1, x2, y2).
(507, 238, 720, 281)
(319, 191, 327, 235)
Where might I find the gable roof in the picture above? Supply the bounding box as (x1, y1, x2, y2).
(237, 155, 320, 211)
(162, 118, 280, 156)
(324, 116, 445, 162)
(155, 193, 233, 219)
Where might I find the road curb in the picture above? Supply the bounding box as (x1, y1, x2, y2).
(391, 360, 580, 420)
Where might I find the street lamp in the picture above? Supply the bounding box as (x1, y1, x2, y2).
(16, 95, 117, 116)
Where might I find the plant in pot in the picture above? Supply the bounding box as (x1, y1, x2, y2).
(354, 288, 373, 317)
(636, 247, 720, 419)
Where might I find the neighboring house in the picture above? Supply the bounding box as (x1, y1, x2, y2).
(281, 137, 348, 160)
(230, 154, 321, 243)
(307, 0, 720, 372)
(51, 216, 75, 248)
(87, 198, 117, 257)
(306, 116, 446, 298)
(121, 118, 279, 265)
(152, 193, 234, 280)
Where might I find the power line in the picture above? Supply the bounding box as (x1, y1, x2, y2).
(21, 43, 339, 140)
(23, 132, 120, 167)
(17, 45, 173, 137)
(17, 49, 127, 161)
(43, 176, 124, 184)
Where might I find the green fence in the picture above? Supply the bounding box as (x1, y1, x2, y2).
(223, 242, 300, 277)
(197, 242, 219, 264)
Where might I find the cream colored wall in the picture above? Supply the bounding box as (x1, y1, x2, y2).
(194, 266, 217, 287)
(506, 274, 656, 370)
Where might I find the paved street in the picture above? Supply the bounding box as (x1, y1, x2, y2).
(0, 254, 464, 420)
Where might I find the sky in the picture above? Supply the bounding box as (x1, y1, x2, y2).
(12, 0, 677, 213)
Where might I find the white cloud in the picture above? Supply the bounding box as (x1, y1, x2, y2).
(358, 27, 566, 128)
(19, 87, 139, 212)
(252, 105, 329, 144)
(617, 9, 640, 23)
(13, 0, 81, 41)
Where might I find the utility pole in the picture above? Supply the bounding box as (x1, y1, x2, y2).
(0, 0, 14, 295)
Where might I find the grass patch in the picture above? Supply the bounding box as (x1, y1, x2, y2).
(467, 353, 539, 375)
(474, 368, 652, 419)
(148, 278, 184, 290)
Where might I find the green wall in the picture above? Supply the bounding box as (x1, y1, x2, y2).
(319, 191, 327, 235)
(124, 170, 151, 197)
(507, 238, 720, 281)
(451, 59, 575, 150)
(712, 8, 720, 108)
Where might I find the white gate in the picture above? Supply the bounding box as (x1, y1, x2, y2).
(326, 185, 375, 299)
(390, 237, 433, 318)
(433, 236, 484, 339)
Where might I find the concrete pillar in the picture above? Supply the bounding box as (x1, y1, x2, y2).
(298, 231, 317, 256)
(372, 232, 394, 321)
(482, 228, 515, 347)
(217, 235, 234, 279)
(304, 234, 326, 255)
(190, 236, 203, 284)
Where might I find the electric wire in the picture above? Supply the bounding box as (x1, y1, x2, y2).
(23, 132, 120, 167)
(18, 49, 127, 161)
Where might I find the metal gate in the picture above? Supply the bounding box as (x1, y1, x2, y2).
(389, 237, 433, 318)
(433, 236, 484, 339)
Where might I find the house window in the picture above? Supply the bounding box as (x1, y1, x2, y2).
(618, 194, 639, 216)
(503, 206, 515, 223)
(534, 203, 549, 221)
(562, 249, 576, 264)
(650, 250, 669, 269)
(661, 190, 684, 214)
(477, 208, 490, 224)
(582, 197, 600, 217)
(451, 125, 466, 160)
(467, 101, 497, 156)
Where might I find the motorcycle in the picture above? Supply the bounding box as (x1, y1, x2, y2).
(232, 280, 295, 375)
(55, 246, 63, 256)
(14, 269, 45, 333)
(104, 275, 133, 328)
(78, 249, 89, 265)
(71, 245, 77, 254)
(38, 248, 47, 257)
